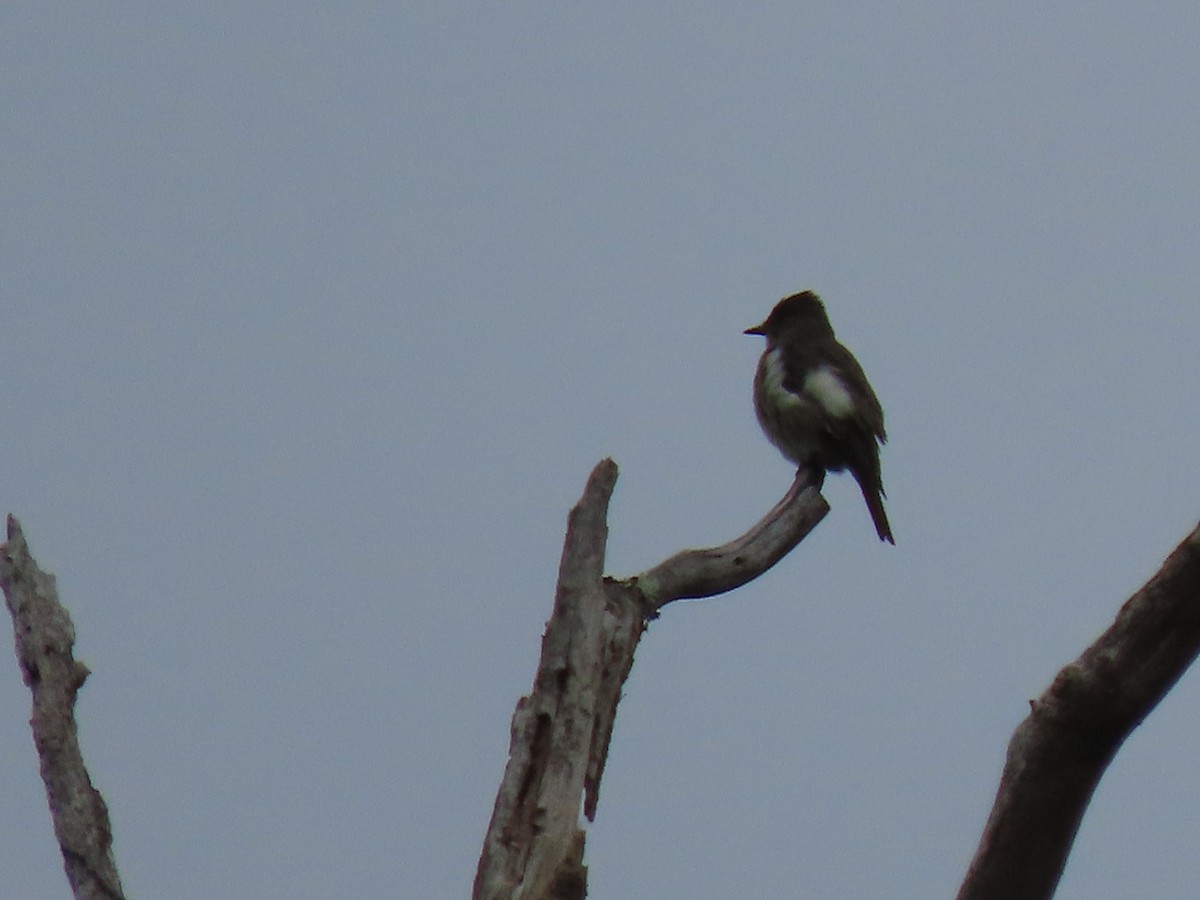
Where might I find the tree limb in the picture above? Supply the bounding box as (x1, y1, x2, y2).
(636, 467, 829, 611)
(477, 457, 1200, 900)
(957, 520, 1200, 900)
(1, 515, 126, 900)
(473, 459, 828, 899)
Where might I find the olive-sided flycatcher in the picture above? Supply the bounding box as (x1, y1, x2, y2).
(745, 291, 894, 544)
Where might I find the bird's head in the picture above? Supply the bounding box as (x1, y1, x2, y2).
(744, 290, 832, 339)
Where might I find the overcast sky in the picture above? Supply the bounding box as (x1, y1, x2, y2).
(5, 5, 1200, 898)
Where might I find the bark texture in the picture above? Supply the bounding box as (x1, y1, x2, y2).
(1, 515, 125, 900)
(473, 460, 827, 900)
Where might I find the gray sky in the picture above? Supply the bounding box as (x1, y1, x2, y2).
(4, 4, 1200, 898)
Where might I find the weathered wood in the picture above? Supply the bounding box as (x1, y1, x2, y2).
(2, 516, 126, 900)
(473, 460, 620, 900)
(474, 461, 828, 899)
(636, 468, 829, 610)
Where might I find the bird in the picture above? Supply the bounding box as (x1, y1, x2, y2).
(744, 290, 894, 544)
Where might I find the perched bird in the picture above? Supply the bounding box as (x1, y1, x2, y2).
(745, 291, 894, 544)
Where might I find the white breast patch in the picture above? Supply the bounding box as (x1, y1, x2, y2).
(761, 348, 805, 407)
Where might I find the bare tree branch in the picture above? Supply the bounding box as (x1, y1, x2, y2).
(477, 457, 1200, 900)
(957, 520, 1200, 900)
(473, 459, 619, 900)
(473, 459, 828, 900)
(1, 515, 125, 900)
(10, 464, 1196, 899)
(636, 467, 829, 611)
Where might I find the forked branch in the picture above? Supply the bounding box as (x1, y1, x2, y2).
(475, 456, 1200, 900)
(473, 459, 827, 900)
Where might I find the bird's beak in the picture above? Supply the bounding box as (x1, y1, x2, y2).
(743, 323, 766, 336)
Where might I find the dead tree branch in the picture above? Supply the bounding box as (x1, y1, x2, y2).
(1, 515, 125, 900)
(473, 459, 828, 900)
(957, 520, 1200, 900)
(476, 456, 1200, 900)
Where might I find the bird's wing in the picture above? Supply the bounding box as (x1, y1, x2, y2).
(779, 339, 887, 443)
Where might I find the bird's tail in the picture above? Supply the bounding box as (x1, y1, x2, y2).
(855, 469, 894, 544)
